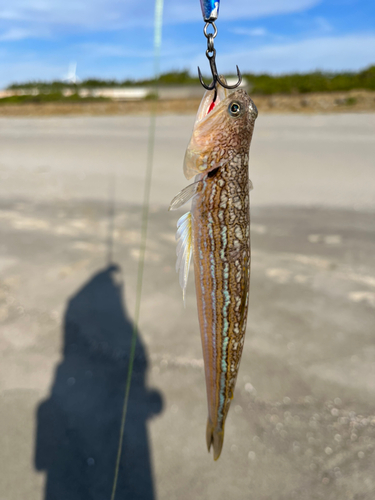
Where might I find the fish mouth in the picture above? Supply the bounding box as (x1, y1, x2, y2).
(195, 84, 229, 124)
(183, 81, 232, 180)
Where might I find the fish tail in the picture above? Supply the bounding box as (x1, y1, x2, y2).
(206, 418, 224, 461)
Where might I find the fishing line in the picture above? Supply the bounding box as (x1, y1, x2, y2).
(110, 0, 164, 498)
(106, 173, 116, 265)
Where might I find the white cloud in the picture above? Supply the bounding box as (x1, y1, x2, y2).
(232, 28, 268, 37)
(0, 0, 322, 32)
(0, 10, 21, 20)
(1, 30, 373, 88)
(79, 43, 153, 59)
(0, 28, 29, 40)
(0, 59, 66, 87)
(167, 0, 321, 23)
(0, 27, 49, 40)
(78, 40, 200, 60)
(194, 34, 375, 74)
(314, 17, 333, 33)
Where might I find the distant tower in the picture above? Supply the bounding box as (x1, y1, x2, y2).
(64, 63, 80, 84)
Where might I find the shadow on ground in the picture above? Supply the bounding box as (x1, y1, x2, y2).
(34, 265, 163, 500)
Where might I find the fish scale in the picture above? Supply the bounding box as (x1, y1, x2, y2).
(169, 86, 257, 460)
(192, 151, 251, 459)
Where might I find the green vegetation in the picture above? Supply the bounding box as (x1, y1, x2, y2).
(155, 70, 199, 85)
(5, 65, 375, 96)
(244, 66, 375, 95)
(344, 97, 357, 106)
(6, 70, 200, 91)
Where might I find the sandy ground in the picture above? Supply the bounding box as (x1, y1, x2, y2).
(0, 90, 374, 117)
(0, 113, 375, 500)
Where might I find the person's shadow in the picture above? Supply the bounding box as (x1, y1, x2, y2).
(34, 265, 163, 500)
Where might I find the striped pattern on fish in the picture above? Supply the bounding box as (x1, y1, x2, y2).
(192, 153, 251, 459)
(169, 85, 258, 460)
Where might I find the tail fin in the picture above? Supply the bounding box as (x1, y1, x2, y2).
(206, 418, 224, 461)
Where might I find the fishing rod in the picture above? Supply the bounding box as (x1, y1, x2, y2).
(198, 0, 242, 99)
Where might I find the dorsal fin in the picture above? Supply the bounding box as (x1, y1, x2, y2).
(168, 180, 201, 211)
(175, 212, 193, 305)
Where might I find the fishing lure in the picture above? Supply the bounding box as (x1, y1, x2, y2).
(169, 1, 257, 461)
(197, 0, 241, 96)
(200, 0, 219, 22)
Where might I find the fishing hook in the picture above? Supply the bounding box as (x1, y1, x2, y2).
(198, 22, 242, 93)
(198, 49, 242, 91)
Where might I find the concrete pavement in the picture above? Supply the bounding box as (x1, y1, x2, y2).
(0, 113, 374, 500)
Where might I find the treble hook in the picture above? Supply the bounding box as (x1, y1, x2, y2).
(198, 49, 242, 91)
(197, 21, 242, 93)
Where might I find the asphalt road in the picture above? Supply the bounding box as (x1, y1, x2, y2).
(0, 113, 374, 500)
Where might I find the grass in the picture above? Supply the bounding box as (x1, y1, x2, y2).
(6, 65, 375, 96)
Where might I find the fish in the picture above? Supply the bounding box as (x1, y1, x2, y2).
(169, 82, 258, 460)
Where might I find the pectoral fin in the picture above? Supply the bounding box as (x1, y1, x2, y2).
(168, 180, 201, 211)
(175, 212, 193, 305)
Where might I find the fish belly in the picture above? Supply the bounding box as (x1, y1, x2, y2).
(191, 172, 250, 458)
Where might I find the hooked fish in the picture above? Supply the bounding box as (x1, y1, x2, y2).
(169, 83, 258, 460)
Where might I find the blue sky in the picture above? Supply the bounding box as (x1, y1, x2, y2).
(0, 0, 374, 87)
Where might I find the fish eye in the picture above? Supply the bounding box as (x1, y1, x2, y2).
(229, 102, 242, 117)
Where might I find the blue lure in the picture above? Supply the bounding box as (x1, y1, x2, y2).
(200, 0, 220, 22)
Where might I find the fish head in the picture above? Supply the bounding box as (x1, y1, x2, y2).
(184, 84, 258, 180)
